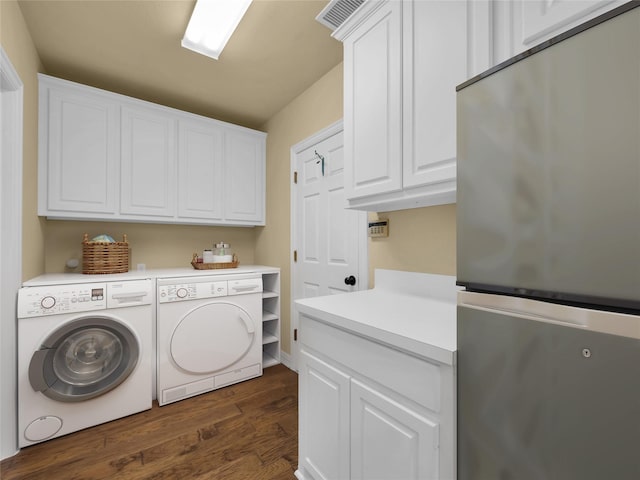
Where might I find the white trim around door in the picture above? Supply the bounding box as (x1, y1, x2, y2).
(0, 46, 24, 459)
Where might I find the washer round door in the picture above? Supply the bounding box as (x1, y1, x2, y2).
(170, 302, 256, 374)
(29, 316, 139, 402)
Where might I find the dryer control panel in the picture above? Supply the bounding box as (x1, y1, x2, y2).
(158, 281, 228, 303)
(157, 275, 263, 303)
(18, 283, 107, 318)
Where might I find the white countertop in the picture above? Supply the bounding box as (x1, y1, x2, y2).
(295, 269, 460, 365)
(22, 265, 279, 286)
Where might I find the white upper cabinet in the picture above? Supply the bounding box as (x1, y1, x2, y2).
(333, 0, 623, 212)
(493, 0, 627, 65)
(223, 129, 266, 224)
(335, 0, 486, 212)
(38, 80, 119, 216)
(177, 118, 224, 221)
(121, 105, 177, 218)
(403, 0, 471, 191)
(342, 0, 403, 201)
(38, 74, 266, 226)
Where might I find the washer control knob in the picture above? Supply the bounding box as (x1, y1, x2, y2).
(176, 287, 188, 299)
(41, 296, 56, 309)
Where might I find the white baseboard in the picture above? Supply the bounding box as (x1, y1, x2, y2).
(279, 350, 296, 371)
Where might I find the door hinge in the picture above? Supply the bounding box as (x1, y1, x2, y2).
(293, 250, 297, 262)
(294, 171, 298, 184)
(294, 328, 298, 341)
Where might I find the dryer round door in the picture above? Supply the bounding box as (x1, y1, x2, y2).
(170, 302, 256, 374)
(28, 316, 140, 402)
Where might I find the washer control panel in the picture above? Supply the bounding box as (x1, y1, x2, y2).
(18, 283, 107, 318)
(158, 281, 228, 303)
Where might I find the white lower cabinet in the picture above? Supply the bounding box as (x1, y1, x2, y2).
(298, 351, 350, 480)
(351, 379, 439, 480)
(296, 314, 454, 480)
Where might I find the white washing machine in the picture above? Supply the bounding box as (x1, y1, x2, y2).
(17, 279, 153, 447)
(156, 273, 263, 406)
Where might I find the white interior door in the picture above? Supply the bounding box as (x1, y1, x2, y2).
(291, 121, 368, 369)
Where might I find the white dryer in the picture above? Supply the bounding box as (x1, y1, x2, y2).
(17, 279, 153, 447)
(156, 273, 263, 406)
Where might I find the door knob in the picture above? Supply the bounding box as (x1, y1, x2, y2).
(344, 275, 356, 286)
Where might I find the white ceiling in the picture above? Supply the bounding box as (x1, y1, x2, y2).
(18, 0, 342, 130)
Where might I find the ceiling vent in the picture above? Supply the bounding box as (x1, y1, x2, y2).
(316, 0, 365, 31)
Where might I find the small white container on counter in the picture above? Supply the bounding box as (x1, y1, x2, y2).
(203, 249, 214, 263)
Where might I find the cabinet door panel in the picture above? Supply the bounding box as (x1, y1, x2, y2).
(402, 0, 466, 190)
(507, 0, 625, 60)
(351, 379, 439, 480)
(344, 1, 402, 201)
(178, 120, 223, 220)
(45, 88, 118, 214)
(298, 350, 350, 480)
(224, 131, 265, 223)
(121, 106, 176, 217)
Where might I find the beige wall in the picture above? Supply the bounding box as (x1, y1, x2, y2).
(256, 63, 344, 355)
(368, 205, 456, 286)
(43, 221, 257, 273)
(1, 0, 46, 281)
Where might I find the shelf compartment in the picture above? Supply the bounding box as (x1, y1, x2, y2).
(263, 333, 279, 345)
(263, 311, 278, 322)
(260, 269, 281, 370)
(263, 351, 280, 368)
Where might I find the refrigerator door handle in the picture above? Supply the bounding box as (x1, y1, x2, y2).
(459, 293, 588, 328)
(458, 290, 640, 340)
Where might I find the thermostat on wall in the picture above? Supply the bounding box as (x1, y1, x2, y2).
(368, 220, 389, 238)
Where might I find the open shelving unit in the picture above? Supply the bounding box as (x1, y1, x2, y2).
(260, 269, 281, 368)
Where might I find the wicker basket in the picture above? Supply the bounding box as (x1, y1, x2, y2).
(191, 253, 239, 270)
(82, 233, 130, 274)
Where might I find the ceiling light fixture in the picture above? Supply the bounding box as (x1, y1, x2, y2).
(182, 0, 253, 60)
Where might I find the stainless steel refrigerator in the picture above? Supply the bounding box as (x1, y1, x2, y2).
(456, 3, 640, 479)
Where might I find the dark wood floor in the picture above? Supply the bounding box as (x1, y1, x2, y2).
(1, 364, 298, 480)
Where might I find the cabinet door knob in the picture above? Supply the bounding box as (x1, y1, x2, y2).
(344, 276, 356, 286)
